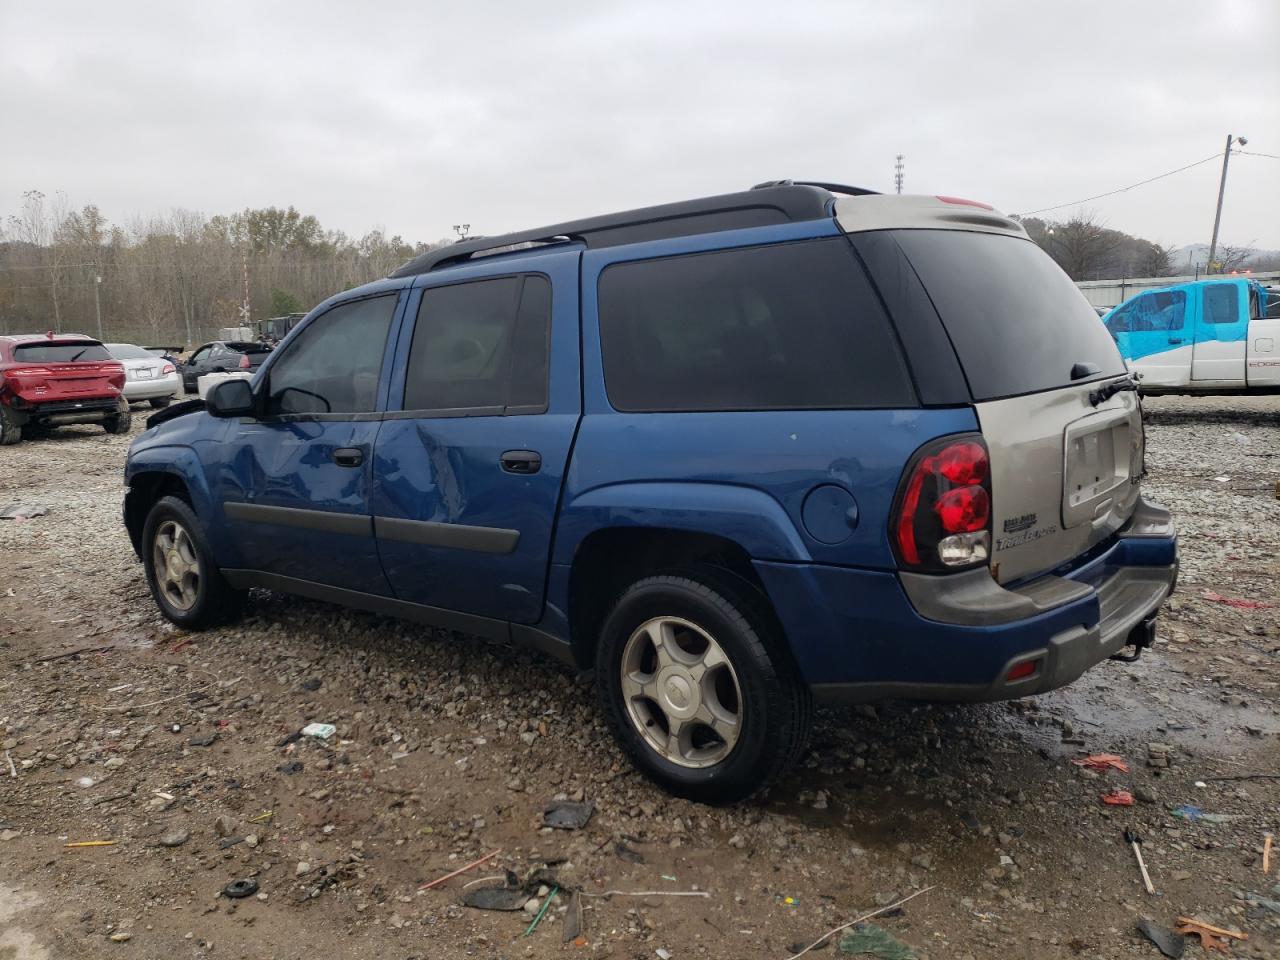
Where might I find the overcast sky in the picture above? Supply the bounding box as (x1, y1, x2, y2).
(2, 0, 1277, 251)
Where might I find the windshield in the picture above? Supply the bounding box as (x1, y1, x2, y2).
(106, 343, 154, 360)
(893, 230, 1126, 401)
(13, 341, 113, 363)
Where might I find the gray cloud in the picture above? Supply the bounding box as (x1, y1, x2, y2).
(2, 0, 1277, 247)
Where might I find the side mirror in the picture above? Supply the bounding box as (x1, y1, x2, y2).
(206, 378, 256, 417)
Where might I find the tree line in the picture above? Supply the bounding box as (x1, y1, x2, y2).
(1, 191, 1274, 348)
(0, 191, 447, 346)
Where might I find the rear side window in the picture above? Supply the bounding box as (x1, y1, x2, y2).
(266, 295, 397, 416)
(226, 341, 272, 355)
(404, 275, 550, 412)
(14, 341, 112, 362)
(597, 239, 915, 412)
(1202, 284, 1239, 324)
(894, 230, 1126, 400)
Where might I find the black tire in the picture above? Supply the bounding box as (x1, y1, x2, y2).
(596, 568, 812, 804)
(0, 406, 23, 446)
(149, 397, 171, 409)
(103, 407, 132, 435)
(141, 495, 246, 629)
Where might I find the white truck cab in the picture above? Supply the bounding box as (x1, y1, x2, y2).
(1103, 278, 1280, 392)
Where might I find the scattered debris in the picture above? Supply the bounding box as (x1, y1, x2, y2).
(462, 885, 529, 911)
(189, 733, 217, 747)
(1264, 833, 1273, 875)
(614, 841, 646, 864)
(277, 761, 304, 775)
(1101, 790, 1134, 806)
(1173, 918, 1247, 953)
(543, 800, 594, 830)
(656, 950, 673, 960)
(247, 810, 274, 824)
(1136, 917, 1185, 959)
(34, 644, 115, 664)
(64, 840, 117, 848)
(301, 722, 335, 740)
(0, 502, 49, 520)
(1071, 754, 1130, 773)
(222, 878, 259, 899)
(1171, 805, 1240, 824)
(6, 751, 17, 778)
(838, 923, 918, 959)
(563, 890, 583, 943)
(1201, 590, 1272, 610)
(522, 884, 558, 937)
(1124, 829, 1156, 895)
(420, 848, 503, 890)
(785, 887, 934, 960)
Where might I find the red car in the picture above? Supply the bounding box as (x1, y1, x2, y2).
(0, 333, 130, 445)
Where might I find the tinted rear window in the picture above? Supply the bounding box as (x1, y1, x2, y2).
(598, 239, 915, 412)
(893, 230, 1125, 400)
(13, 341, 112, 362)
(226, 341, 272, 355)
(106, 343, 153, 360)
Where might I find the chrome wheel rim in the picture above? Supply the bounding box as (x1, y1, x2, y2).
(620, 616, 743, 769)
(152, 519, 201, 612)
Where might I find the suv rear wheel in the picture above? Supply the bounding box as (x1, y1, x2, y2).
(142, 495, 246, 629)
(596, 570, 811, 803)
(103, 407, 132, 435)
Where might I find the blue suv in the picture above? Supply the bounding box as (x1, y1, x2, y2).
(124, 182, 1178, 802)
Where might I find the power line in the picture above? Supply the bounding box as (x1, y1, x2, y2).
(1237, 149, 1280, 160)
(1015, 152, 1224, 217)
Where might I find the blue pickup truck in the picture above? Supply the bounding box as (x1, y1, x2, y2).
(123, 182, 1178, 801)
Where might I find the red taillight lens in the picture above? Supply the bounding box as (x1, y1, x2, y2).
(893, 435, 993, 570)
(239, 353, 250, 370)
(935, 195, 995, 210)
(162, 363, 175, 374)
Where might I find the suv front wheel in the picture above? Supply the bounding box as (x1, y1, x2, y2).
(596, 570, 812, 803)
(142, 495, 246, 629)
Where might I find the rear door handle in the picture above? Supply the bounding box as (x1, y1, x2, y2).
(1168, 337, 1184, 344)
(332, 447, 364, 468)
(500, 450, 541, 474)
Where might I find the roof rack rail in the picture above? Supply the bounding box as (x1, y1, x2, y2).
(388, 183, 842, 278)
(751, 179, 879, 197)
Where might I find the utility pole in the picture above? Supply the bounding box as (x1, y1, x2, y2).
(894, 155, 905, 195)
(1207, 133, 1247, 274)
(93, 274, 103, 340)
(241, 250, 251, 330)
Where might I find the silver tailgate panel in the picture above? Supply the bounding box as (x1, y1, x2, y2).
(976, 383, 1141, 584)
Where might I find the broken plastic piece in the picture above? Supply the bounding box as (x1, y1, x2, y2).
(839, 922, 919, 958)
(0, 503, 49, 520)
(1072, 754, 1130, 773)
(543, 800, 594, 830)
(1174, 917, 1246, 954)
(1101, 790, 1134, 806)
(462, 886, 529, 911)
(301, 723, 336, 740)
(1136, 917, 1185, 958)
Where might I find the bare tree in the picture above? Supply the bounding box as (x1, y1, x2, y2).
(1211, 243, 1255, 274)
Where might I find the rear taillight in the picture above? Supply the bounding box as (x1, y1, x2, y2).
(238, 353, 251, 370)
(893, 434, 992, 571)
(162, 363, 176, 374)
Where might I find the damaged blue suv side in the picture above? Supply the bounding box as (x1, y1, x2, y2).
(124, 182, 1178, 802)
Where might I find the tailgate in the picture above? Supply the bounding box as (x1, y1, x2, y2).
(976, 381, 1142, 583)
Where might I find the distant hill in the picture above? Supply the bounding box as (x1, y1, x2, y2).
(1171, 243, 1280, 273)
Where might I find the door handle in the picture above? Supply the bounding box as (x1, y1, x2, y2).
(1168, 337, 1184, 344)
(332, 447, 364, 468)
(500, 450, 541, 474)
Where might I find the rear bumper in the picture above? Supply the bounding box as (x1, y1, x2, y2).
(754, 497, 1177, 703)
(14, 396, 125, 426)
(122, 373, 181, 400)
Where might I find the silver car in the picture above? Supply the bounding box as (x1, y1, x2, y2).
(105, 343, 181, 408)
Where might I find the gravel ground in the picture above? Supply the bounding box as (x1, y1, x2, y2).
(0, 395, 1277, 960)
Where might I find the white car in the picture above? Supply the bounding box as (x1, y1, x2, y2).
(105, 343, 181, 408)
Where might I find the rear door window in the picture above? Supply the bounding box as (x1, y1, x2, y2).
(597, 239, 915, 412)
(403, 275, 550, 413)
(1202, 283, 1240, 324)
(13, 342, 112, 362)
(892, 230, 1126, 400)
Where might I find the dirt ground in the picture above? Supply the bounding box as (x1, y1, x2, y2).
(1, 395, 1277, 960)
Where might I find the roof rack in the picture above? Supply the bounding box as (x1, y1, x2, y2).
(389, 182, 872, 278)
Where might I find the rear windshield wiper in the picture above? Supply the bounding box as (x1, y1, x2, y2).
(1088, 374, 1140, 407)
